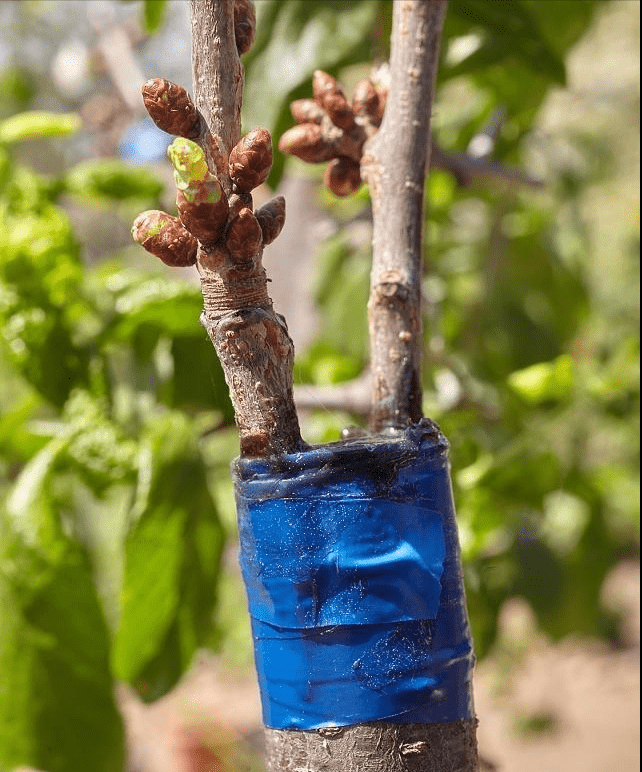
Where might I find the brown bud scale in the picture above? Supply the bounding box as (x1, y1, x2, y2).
(324, 157, 362, 197)
(132, 210, 198, 267)
(255, 197, 286, 246)
(312, 70, 355, 131)
(290, 99, 325, 126)
(141, 78, 201, 139)
(176, 178, 229, 245)
(225, 207, 263, 263)
(234, 0, 256, 56)
(229, 128, 273, 193)
(278, 124, 336, 164)
(352, 79, 380, 119)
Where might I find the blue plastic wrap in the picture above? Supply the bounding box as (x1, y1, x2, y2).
(233, 420, 475, 729)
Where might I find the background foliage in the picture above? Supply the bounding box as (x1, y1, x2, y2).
(0, 1, 638, 771)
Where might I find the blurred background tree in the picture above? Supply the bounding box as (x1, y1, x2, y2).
(0, 2, 638, 771)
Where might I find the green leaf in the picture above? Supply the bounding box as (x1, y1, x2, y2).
(444, 0, 566, 85)
(295, 341, 362, 386)
(62, 390, 138, 494)
(0, 111, 82, 144)
(143, 0, 168, 33)
(439, 0, 604, 139)
(1, 441, 124, 772)
(113, 412, 224, 701)
(109, 275, 202, 338)
(63, 159, 164, 203)
(161, 335, 235, 420)
(310, 233, 371, 363)
(508, 354, 575, 405)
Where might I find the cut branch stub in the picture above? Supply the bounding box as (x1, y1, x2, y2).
(168, 137, 230, 245)
(142, 78, 202, 139)
(228, 128, 273, 193)
(255, 196, 286, 245)
(131, 210, 198, 267)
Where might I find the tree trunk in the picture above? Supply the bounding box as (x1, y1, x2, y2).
(265, 721, 479, 772)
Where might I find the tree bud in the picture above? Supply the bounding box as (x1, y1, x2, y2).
(225, 207, 263, 263)
(132, 210, 198, 267)
(234, 0, 256, 55)
(278, 124, 335, 163)
(176, 176, 229, 245)
(141, 78, 202, 139)
(290, 99, 325, 125)
(324, 157, 362, 197)
(352, 79, 380, 120)
(255, 196, 285, 246)
(312, 70, 355, 131)
(229, 128, 273, 193)
(167, 137, 210, 190)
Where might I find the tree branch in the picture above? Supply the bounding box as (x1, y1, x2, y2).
(430, 141, 544, 189)
(294, 371, 372, 417)
(186, 0, 303, 457)
(362, 0, 447, 433)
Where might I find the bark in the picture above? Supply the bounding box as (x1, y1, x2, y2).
(362, 0, 447, 433)
(189, 0, 304, 457)
(265, 720, 479, 772)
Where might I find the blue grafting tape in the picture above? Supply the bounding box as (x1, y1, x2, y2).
(233, 420, 475, 730)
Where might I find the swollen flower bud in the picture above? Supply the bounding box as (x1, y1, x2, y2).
(167, 138, 229, 244)
(229, 128, 273, 193)
(141, 78, 202, 139)
(324, 157, 362, 197)
(278, 124, 335, 164)
(290, 99, 325, 126)
(132, 210, 198, 267)
(255, 197, 285, 246)
(176, 177, 229, 245)
(225, 207, 263, 263)
(234, 0, 256, 55)
(312, 70, 355, 131)
(352, 79, 380, 121)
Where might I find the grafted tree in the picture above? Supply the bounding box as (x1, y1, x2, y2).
(134, 1, 478, 769)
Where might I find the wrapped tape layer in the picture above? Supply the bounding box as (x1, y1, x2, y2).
(233, 420, 475, 729)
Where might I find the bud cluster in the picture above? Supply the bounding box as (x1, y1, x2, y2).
(278, 70, 387, 197)
(133, 78, 285, 268)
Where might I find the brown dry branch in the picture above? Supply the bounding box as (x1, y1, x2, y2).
(132, 0, 304, 458)
(431, 141, 544, 189)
